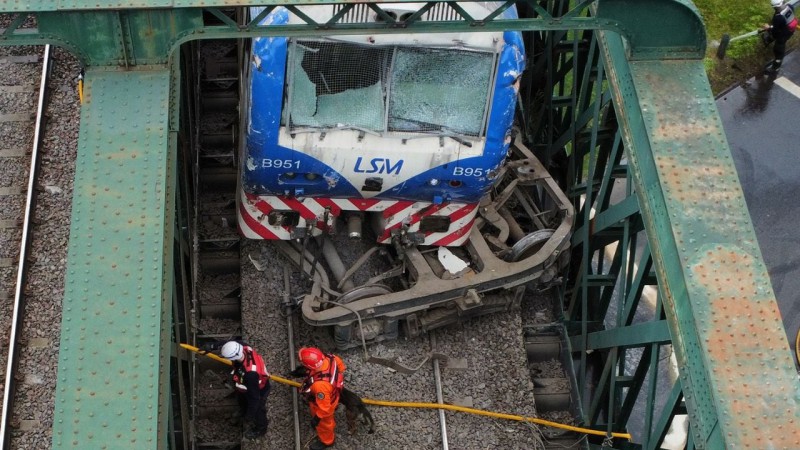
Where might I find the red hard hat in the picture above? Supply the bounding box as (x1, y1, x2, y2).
(298, 347, 325, 370)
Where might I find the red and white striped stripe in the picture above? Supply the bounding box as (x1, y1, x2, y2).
(238, 191, 478, 246)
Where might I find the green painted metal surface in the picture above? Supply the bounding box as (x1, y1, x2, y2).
(599, 29, 800, 447)
(570, 320, 671, 351)
(0, 0, 706, 66)
(52, 69, 173, 449)
(36, 10, 203, 66)
(596, 0, 706, 60)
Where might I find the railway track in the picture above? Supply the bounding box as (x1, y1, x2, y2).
(190, 35, 245, 447)
(0, 43, 51, 448)
(234, 238, 582, 449)
(0, 43, 82, 449)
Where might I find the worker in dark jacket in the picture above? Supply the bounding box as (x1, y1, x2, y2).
(289, 347, 346, 450)
(763, 0, 797, 74)
(206, 340, 272, 440)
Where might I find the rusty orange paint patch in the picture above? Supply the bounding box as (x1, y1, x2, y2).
(689, 246, 800, 447)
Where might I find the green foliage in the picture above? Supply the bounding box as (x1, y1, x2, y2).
(724, 37, 763, 60)
(694, 0, 768, 39)
(693, 0, 791, 93)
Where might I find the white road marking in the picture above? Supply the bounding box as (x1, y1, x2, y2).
(775, 76, 800, 98)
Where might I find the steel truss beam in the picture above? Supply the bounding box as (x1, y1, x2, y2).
(0, 0, 705, 66)
(545, 15, 800, 450)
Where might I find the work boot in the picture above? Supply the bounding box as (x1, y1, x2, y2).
(244, 427, 266, 440)
(764, 61, 780, 76)
(309, 437, 334, 449)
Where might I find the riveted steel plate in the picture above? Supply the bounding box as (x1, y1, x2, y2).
(51, 68, 171, 449)
(619, 55, 800, 446)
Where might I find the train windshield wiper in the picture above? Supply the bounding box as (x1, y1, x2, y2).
(332, 125, 381, 137)
(288, 125, 381, 137)
(392, 117, 474, 147)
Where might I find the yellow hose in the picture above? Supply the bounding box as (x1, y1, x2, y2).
(181, 343, 631, 441)
(180, 343, 232, 366)
(77, 75, 83, 104)
(181, 343, 301, 387)
(360, 399, 630, 440)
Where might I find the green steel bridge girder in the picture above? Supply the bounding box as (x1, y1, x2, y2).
(0, 0, 707, 66)
(51, 68, 176, 450)
(597, 28, 800, 448)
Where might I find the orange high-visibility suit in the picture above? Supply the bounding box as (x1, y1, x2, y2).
(302, 354, 346, 446)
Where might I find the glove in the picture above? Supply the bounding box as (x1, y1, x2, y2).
(289, 366, 307, 377)
(200, 341, 219, 352)
(311, 416, 321, 427)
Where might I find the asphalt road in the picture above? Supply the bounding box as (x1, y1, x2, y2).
(716, 51, 800, 365)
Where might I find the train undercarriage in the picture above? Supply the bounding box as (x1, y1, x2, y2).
(262, 138, 573, 349)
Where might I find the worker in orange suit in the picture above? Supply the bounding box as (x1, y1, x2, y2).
(289, 347, 346, 450)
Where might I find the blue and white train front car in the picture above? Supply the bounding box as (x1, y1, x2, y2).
(239, 3, 525, 246)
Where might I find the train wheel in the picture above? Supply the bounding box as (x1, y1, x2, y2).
(507, 229, 555, 262)
(333, 285, 393, 350)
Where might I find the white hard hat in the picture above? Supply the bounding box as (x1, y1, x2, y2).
(772, 0, 783, 7)
(221, 341, 244, 361)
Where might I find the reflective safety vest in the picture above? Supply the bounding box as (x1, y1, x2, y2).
(300, 354, 344, 402)
(231, 346, 270, 392)
(782, 5, 798, 33)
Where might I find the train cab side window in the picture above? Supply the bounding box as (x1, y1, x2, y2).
(280, 67, 290, 127)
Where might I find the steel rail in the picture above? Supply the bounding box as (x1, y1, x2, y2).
(430, 333, 449, 450)
(284, 265, 302, 450)
(189, 37, 202, 447)
(0, 43, 52, 450)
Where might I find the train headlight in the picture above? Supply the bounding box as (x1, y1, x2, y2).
(420, 216, 451, 233)
(429, 178, 439, 186)
(267, 210, 300, 227)
(305, 173, 319, 181)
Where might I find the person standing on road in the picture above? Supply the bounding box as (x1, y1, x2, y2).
(204, 340, 272, 440)
(763, 0, 797, 74)
(290, 347, 346, 450)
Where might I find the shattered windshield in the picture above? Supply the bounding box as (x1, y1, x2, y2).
(388, 48, 493, 136)
(288, 41, 390, 131)
(286, 40, 494, 137)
